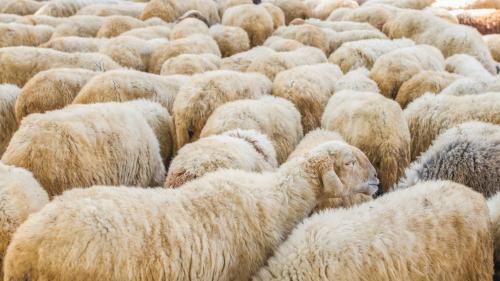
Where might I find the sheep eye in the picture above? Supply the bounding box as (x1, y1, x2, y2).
(345, 160, 356, 166)
(188, 128, 195, 139)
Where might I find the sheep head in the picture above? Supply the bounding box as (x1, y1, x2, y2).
(305, 141, 379, 210)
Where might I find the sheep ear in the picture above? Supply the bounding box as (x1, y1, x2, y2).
(321, 170, 347, 197)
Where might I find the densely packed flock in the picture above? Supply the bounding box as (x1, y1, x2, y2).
(0, 0, 499, 280)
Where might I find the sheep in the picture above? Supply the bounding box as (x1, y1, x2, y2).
(271, 0, 311, 25)
(216, 0, 252, 18)
(200, 96, 303, 164)
(322, 90, 411, 193)
(396, 121, 500, 196)
(0, 23, 53, 48)
(24, 14, 66, 27)
(424, 6, 459, 24)
(173, 70, 271, 149)
(148, 34, 221, 74)
(219, 46, 275, 72)
(440, 77, 500, 96)
(484, 34, 500, 62)
(287, 128, 344, 160)
(0, 0, 44, 15)
(253, 180, 493, 281)
(222, 4, 274, 47)
(1, 101, 167, 196)
(327, 4, 399, 30)
(160, 53, 220, 75)
(272, 24, 329, 54)
(50, 15, 106, 38)
(299, 18, 379, 32)
(445, 54, 493, 78)
(34, 0, 123, 17)
(329, 38, 415, 73)
(0, 163, 48, 278)
(307, 0, 358, 20)
(272, 63, 342, 133)
(246, 46, 328, 80)
(170, 17, 208, 40)
(76, 2, 145, 18)
(3, 140, 379, 281)
(40, 36, 108, 53)
(369, 44, 445, 99)
(263, 36, 304, 52)
(334, 67, 380, 93)
(120, 25, 172, 40)
(73, 69, 187, 115)
(14, 68, 97, 122)
(396, 71, 461, 108)
(209, 24, 250, 57)
(404, 92, 500, 160)
(96, 15, 146, 38)
(260, 2, 285, 30)
(166, 129, 278, 188)
(488, 192, 500, 279)
(327, 29, 389, 54)
(98, 36, 167, 71)
(141, 0, 220, 25)
(457, 10, 500, 35)
(0, 47, 121, 87)
(383, 10, 498, 74)
(0, 14, 32, 24)
(0, 84, 20, 157)
(363, 0, 434, 9)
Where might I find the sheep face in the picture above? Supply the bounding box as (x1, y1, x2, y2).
(308, 141, 379, 209)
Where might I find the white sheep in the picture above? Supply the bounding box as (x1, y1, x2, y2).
(383, 10, 498, 74)
(173, 70, 271, 149)
(165, 129, 278, 188)
(488, 192, 500, 279)
(96, 15, 147, 38)
(404, 92, 500, 160)
(369, 44, 445, 98)
(246, 46, 328, 80)
(148, 34, 221, 74)
(272, 24, 330, 54)
(395, 70, 461, 108)
(222, 4, 274, 47)
(0, 84, 20, 156)
(0, 23, 53, 48)
(272, 63, 342, 133)
(287, 128, 344, 160)
(439, 77, 500, 96)
(261, 2, 285, 30)
(396, 121, 500, 196)
(216, 0, 252, 18)
(300, 18, 379, 32)
(160, 53, 220, 75)
(253, 180, 493, 281)
(141, 0, 220, 25)
(364, 0, 434, 9)
(73, 69, 188, 115)
(327, 4, 399, 30)
(306, 0, 358, 20)
(35, 0, 124, 17)
(263, 36, 305, 52)
(170, 17, 209, 40)
(76, 2, 145, 18)
(271, 0, 311, 25)
(0, 0, 43, 15)
(484, 34, 500, 62)
(322, 90, 411, 193)
(0, 162, 48, 278)
(40, 36, 109, 53)
(329, 38, 415, 73)
(209, 24, 250, 57)
(120, 25, 172, 40)
(200, 96, 303, 164)
(444, 53, 493, 78)
(333, 67, 380, 93)
(327, 29, 388, 54)
(48, 15, 106, 38)
(0, 14, 32, 24)
(219, 46, 275, 72)
(0, 47, 121, 87)
(1, 101, 167, 196)
(4, 140, 379, 281)
(15, 68, 97, 122)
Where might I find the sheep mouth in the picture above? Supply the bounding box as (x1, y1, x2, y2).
(361, 182, 379, 196)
